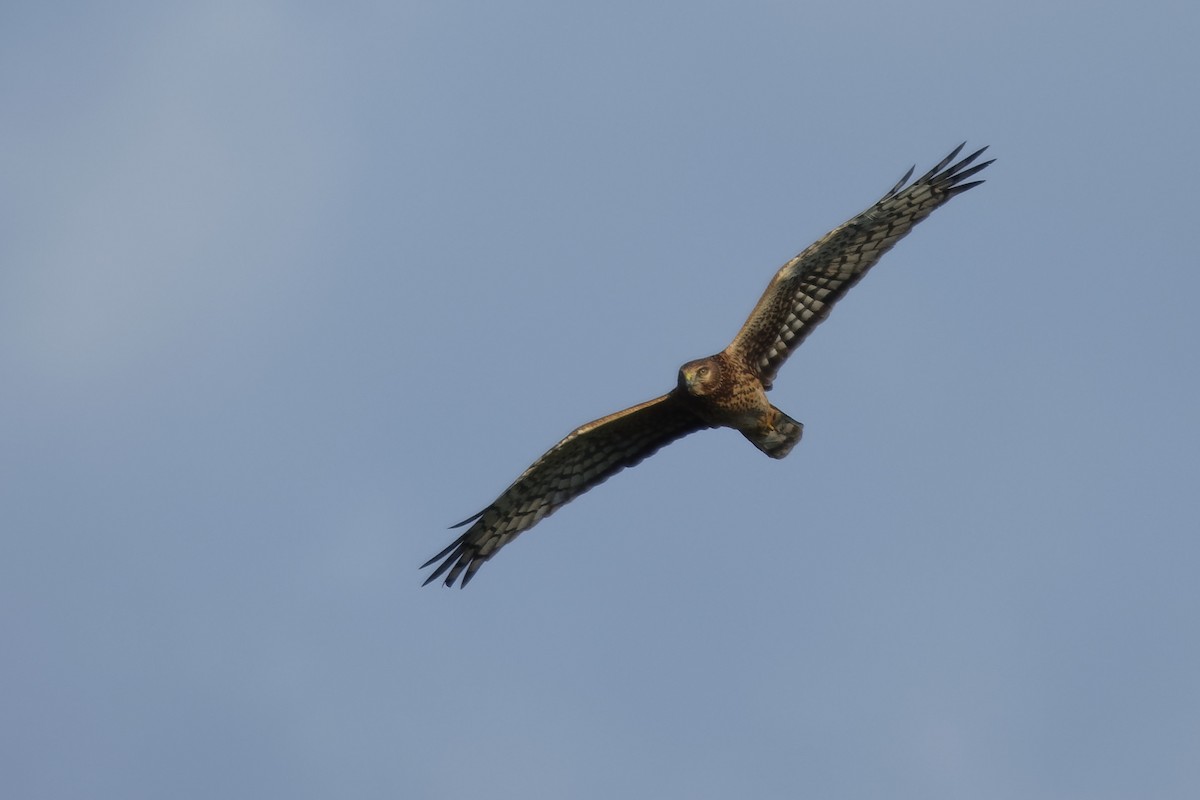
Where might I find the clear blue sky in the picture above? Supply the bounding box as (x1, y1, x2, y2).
(4, 2, 1199, 798)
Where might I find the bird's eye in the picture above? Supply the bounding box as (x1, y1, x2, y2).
(697, 366, 710, 379)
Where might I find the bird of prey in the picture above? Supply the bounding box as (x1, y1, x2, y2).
(423, 143, 992, 587)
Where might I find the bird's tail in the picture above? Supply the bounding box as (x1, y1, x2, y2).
(744, 406, 803, 459)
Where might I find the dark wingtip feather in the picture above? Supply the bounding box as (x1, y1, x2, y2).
(886, 165, 916, 196)
(947, 179, 986, 196)
(442, 555, 471, 587)
(421, 531, 480, 587)
(421, 551, 457, 584)
(916, 142, 967, 183)
(943, 146, 988, 178)
(449, 509, 485, 529)
(918, 145, 993, 197)
(952, 158, 994, 183)
(421, 534, 465, 570)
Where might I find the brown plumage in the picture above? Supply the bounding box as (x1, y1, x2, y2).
(424, 143, 992, 587)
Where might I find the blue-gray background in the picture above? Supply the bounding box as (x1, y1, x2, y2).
(4, 2, 1198, 798)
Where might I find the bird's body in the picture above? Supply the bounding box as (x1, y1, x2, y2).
(424, 143, 992, 587)
(678, 351, 802, 458)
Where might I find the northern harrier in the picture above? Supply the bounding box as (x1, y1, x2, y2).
(424, 143, 991, 587)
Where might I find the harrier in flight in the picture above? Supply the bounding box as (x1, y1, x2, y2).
(424, 143, 992, 587)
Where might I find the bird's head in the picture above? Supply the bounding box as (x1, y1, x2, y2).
(678, 356, 722, 398)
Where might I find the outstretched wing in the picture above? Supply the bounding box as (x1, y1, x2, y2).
(727, 143, 992, 389)
(423, 393, 709, 587)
